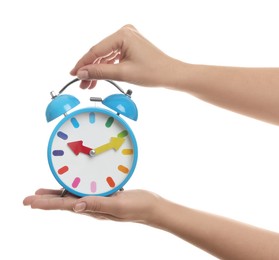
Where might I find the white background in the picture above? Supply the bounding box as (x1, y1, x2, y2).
(1, 0, 279, 259)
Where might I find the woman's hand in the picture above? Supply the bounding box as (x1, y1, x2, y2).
(23, 187, 279, 259)
(70, 24, 177, 89)
(23, 188, 161, 223)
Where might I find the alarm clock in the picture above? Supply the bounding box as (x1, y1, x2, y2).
(45, 78, 138, 197)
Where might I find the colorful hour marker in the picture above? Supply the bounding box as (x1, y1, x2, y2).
(105, 116, 114, 128)
(106, 176, 115, 187)
(72, 177, 81, 188)
(58, 165, 69, 175)
(71, 117, 80, 128)
(57, 131, 68, 140)
(122, 149, 133, 155)
(118, 165, 129, 174)
(91, 181, 97, 193)
(118, 130, 128, 138)
(89, 112, 95, 124)
(52, 150, 64, 156)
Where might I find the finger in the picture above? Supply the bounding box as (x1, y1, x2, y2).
(77, 55, 119, 89)
(73, 195, 120, 215)
(76, 63, 126, 82)
(106, 51, 120, 63)
(23, 194, 57, 206)
(79, 80, 93, 89)
(79, 79, 97, 89)
(30, 196, 77, 211)
(35, 188, 62, 196)
(87, 80, 97, 89)
(97, 50, 120, 65)
(23, 195, 38, 205)
(95, 49, 120, 64)
(23, 188, 61, 205)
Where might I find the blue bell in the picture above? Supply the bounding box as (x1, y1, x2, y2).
(45, 93, 80, 122)
(102, 93, 138, 121)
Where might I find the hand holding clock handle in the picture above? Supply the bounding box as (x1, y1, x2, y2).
(70, 25, 170, 90)
(67, 137, 125, 156)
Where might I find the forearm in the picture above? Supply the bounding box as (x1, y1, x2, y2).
(165, 60, 279, 125)
(148, 198, 279, 260)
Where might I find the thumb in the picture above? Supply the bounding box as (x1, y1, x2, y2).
(77, 63, 123, 82)
(73, 196, 118, 214)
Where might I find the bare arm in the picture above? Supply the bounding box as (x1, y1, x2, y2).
(152, 197, 279, 260)
(71, 24, 279, 125)
(168, 62, 279, 125)
(23, 189, 279, 260)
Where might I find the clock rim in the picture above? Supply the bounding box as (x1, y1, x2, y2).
(47, 107, 138, 197)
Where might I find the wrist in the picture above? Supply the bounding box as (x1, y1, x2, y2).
(161, 58, 197, 91)
(144, 196, 178, 228)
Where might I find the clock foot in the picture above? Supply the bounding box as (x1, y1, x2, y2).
(60, 188, 68, 197)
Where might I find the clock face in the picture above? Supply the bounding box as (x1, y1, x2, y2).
(47, 107, 138, 197)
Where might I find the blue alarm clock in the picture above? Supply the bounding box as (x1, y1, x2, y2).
(45, 78, 138, 197)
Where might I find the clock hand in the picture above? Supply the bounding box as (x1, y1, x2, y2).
(67, 140, 93, 156)
(94, 137, 125, 155)
(67, 137, 125, 156)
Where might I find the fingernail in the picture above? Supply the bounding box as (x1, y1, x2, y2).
(77, 70, 89, 80)
(74, 202, 86, 212)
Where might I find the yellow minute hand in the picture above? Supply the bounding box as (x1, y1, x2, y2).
(94, 137, 125, 155)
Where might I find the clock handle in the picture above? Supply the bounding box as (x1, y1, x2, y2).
(58, 77, 80, 94)
(58, 77, 132, 97)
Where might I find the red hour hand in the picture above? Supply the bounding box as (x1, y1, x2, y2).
(67, 140, 92, 156)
